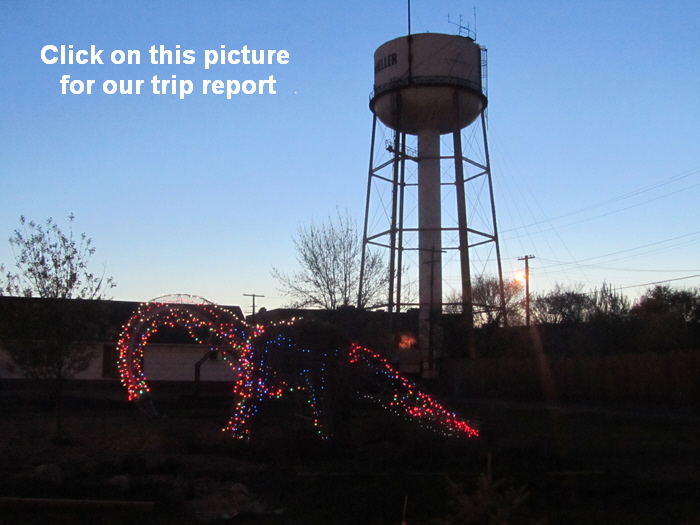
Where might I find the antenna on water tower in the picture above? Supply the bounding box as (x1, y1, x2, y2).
(407, 0, 411, 35)
(448, 12, 475, 39)
(358, 21, 506, 375)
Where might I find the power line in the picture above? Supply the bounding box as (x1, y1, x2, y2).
(488, 124, 591, 287)
(502, 166, 700, 235)
(490, 121, 700, 293)
(534, 229, 700, 274)
(537, 259, 700, 273)
(565, 229, 700, 264)
(563, 273, 700, 296)
(616, 274, 700, 291)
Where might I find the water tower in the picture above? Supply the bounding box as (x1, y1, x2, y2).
(359, 31, 506, 371)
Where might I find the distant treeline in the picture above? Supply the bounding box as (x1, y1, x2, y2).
(443, 283, 700, 358)
(442, 284, 700, 405)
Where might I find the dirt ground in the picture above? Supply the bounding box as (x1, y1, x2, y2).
(1, 393, 699, 524)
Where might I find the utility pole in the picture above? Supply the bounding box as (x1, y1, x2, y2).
(243, 293, 265, 317)
(518, 255, 535, 326)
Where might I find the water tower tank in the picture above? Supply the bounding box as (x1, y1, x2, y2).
(370, 33, 486, 135)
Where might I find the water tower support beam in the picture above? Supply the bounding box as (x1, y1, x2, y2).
(480, 112, 507, 322)
(417, 129, 443, 361)
(358, 115, 378, 308)
(453, 128, 477, 359)
(395, 132, 407, 310)
(387, 129, 402, 316)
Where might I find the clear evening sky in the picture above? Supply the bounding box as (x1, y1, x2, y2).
(1, 1, 699, 312)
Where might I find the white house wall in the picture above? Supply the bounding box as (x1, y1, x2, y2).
(140, 344, 237, 382)
(0, 343, 240, 383)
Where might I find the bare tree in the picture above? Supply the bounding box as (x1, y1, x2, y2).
(445, 276, 523, 326)
(0, 214, 115, 441)
(632, 284, 700, 323)
(271, 209, 387, 309)
(0, 214, 115, 299)
(531, 282, 632, 326)
(531, 283, 592, 324)
(590, 282, 630, 323)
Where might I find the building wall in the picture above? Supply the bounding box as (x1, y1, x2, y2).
(0, 343, 239, 383)
(139, 344, 237, 382)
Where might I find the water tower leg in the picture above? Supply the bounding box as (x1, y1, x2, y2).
(453, 129, 477, 359)
(417, 130, 442, 370)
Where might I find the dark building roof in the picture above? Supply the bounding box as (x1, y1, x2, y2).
(0, 296, 244, 343)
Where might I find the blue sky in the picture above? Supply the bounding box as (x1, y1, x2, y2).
(1, 0, 699, 312)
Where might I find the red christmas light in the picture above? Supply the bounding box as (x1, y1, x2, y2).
(118, 300, 478, 440)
